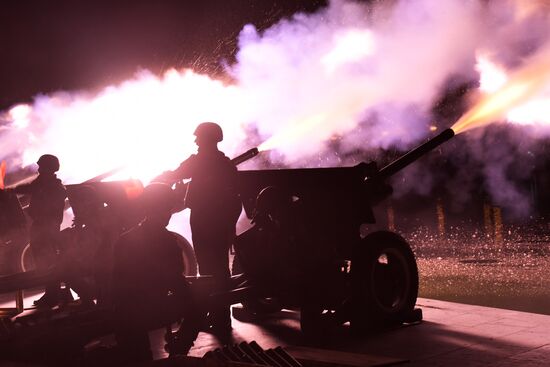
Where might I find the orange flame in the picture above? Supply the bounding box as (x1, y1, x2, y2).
(122, 179, 145, 200)
(0, 161, 6, 190)
(452, 48, 550, 134)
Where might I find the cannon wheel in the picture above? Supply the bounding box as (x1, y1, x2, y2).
(0, 229, 31, 274)
(16, 231, 197, 276)
(19, 242, 35, 272)
(170, 232, 198, 276)
(351, 230, 418, 333)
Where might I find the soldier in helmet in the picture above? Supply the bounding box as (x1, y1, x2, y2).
(112, 183, 199, 360)
(2, 154, 68, 307)
(160, 122, 241, 334)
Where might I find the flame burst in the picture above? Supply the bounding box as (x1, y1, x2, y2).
(4, 0, 550, 185)
(1, 25, 380, 181)
(3, 69, 249, 184)
(0, 161, 6, 189)
(453, 49, 550, 134)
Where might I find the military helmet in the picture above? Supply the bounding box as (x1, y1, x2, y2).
(194, 122, 223, 142)
(141, 183, 175, 212)
(37, 154, 60, 173)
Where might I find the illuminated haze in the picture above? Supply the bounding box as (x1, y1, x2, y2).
(2, 0, 550, 218)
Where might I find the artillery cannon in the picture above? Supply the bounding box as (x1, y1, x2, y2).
(231, 128, 455, 335)
(0, 128, 455, 362)
(0, 149, 260, 362)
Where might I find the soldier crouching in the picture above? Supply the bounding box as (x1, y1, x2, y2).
(112, 183, 199, 362)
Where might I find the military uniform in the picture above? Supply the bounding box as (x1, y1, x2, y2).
(173, 149, 241, 329)
(11, 171, 67, 304)
(112, 189, 199, 359)
(113, 223, 188, 305)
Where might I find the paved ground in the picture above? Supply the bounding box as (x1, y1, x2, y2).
(149, 298, 550, 366)
(1, 293, 549, 366)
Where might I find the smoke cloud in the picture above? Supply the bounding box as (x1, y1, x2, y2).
(2, 0, 550, 218)
(234, 0, 483, 161)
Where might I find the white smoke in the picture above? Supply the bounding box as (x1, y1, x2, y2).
(234, 0, 483, 162)
(2, 0, 550, 218)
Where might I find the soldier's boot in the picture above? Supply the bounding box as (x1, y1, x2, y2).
(59, 286, 75, 304)
(165, 323, 198, 357)
(33, 285, 61, 308)
(208, 307, 232, 339)
(164, 334, 195, 357)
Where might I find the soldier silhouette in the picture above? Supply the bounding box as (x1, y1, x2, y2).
(112, 183, 199, 360)
(160, 122, 241, 334)
(60, 184, 113, 308)
(3, 154, 68, 307)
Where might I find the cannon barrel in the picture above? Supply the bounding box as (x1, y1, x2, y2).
(231, 147, 259, 166)
(374, 128, 455, 180)
(79, 166, 123, 184)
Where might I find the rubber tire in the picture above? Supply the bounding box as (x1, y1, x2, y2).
(171, 232, 198, 276)
(351, 231, 418, 333)
(19, 242, 35, 272)
(18, 231, 196, 275)
(1, 229, 31, 274)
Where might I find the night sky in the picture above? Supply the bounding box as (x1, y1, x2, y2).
(0, 0, 327, 110)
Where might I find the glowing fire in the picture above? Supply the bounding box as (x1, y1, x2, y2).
(476, 53, 507, 93)
(0, 161, 6, 189)
(5, 0, 550, 187)
(453, 48, 550, 134)
(3, 69, 249, 184)
(8, 104, 32, 128)
(1, 25, 379, 184)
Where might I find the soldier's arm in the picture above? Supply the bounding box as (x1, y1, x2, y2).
(172, 155, 196, 180)
(8, 182, 34, 195)
(153, 155, 196, 184)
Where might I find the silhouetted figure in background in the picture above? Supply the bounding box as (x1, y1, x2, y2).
(161, 122, 241, 334)
(3, 154, 68, 307)
(61, 184, 114, 308)
(113, 183, 199, 362)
